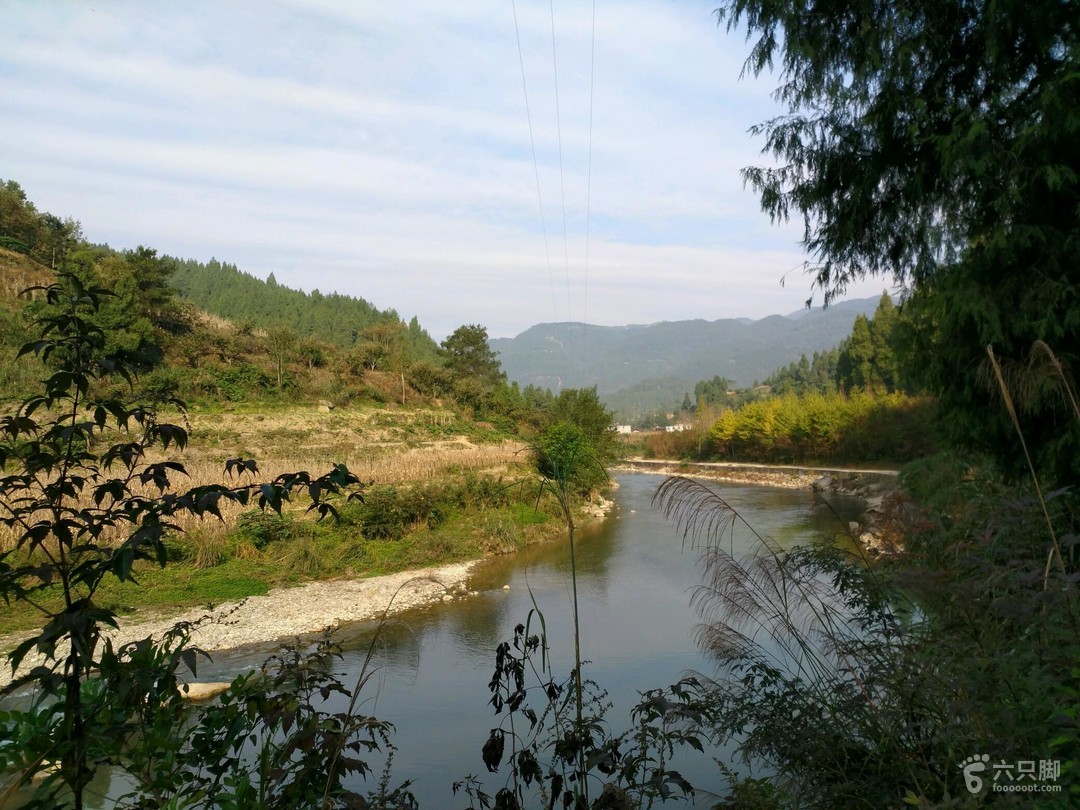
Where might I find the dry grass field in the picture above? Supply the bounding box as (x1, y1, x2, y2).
(0, 404, 529, 552)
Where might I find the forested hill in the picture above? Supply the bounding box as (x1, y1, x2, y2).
(491, 296, 883, 418)
(167, 256, 439, 357)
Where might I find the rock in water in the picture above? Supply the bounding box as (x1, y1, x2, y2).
(179, 681, 232, 701)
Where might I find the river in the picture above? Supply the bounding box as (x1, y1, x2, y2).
(181, 472, 856, 806)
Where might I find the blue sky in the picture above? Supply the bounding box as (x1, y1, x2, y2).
(1, 1, 886, 340)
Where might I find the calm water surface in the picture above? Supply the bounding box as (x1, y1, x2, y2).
(194, 473, 853, 806)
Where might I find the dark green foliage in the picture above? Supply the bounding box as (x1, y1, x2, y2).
(532, 389, 617, 497)
(350, 476, 516, 542)
(441, 324, 506, 389)
(166, 255, 441, 359)
(542, 387, 618, 464)
(655, 474, 1080, 806)
(0, 236, 29, 254)
(762, 349, 838, 397)
(721, 0, 1080, 483)
(720, 0, 1078, 295)
(535, 424, 594, 493)
(0, 179, 82, 268)
(174, 633, 415, 809)
(202, 362, 273, 400)
(235, 510, 295, 550)
(902, 277, 1080, 482)
(21, 244, 187, 371)
(355, 485, 448, 541)
(405, 359, 451, 398)
(835, 294, 906, 394)
(836, 315, 875, 393)
(693, 375, 732, 408)
(759, 294, 906, 398)
(456, 621, 714, 808)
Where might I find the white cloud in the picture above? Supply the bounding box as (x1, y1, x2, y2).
(0, 0, 884, 341)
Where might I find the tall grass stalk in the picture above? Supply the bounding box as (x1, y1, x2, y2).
(653, 475, 928, 803)
(985, 344, 1067, 579)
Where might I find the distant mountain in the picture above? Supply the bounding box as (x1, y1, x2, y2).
(490, 296, 884, 420)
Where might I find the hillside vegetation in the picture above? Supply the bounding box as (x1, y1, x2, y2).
(167, 255, 440, 359)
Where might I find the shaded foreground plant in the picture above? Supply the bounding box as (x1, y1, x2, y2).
(456, 620, 714, 810)
(0, 273, 407, 808)
(655, 472, 1080, 807)
(172, 630, 416, 810)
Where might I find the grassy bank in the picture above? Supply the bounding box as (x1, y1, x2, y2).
(0, 403, 568, 639)
(0, 471, 568, 638)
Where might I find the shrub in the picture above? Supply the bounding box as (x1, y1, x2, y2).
(206, 362, 272, 400)
(235, 509, 295, 550)
(358, 483, 452, 540)
(186, 529, 227, 569)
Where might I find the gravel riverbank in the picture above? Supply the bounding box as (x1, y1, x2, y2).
(0, 561, 480, 690)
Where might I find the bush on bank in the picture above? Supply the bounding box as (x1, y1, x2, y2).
(708, 391, 937, 464)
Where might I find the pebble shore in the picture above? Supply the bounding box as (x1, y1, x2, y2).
(0, 561, 479, 689)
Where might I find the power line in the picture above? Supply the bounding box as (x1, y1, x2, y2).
(511, 0, 559, 322)
(583, 0, 596, 355)
(549, 0, 572, 325)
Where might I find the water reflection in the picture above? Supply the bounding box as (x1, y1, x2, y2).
(61, 473, 856, 808)
(247, 473, 848, 806)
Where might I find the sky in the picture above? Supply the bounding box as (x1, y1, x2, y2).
(0, 1, 886, 341)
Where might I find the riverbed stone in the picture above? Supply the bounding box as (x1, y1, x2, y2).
(180, 682, 232, 701)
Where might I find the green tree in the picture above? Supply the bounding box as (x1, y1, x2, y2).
(0, 179, 43, 254)
(405, 359, 451, 398)
(440, 324, 505, 388)
(267, 326, 297, 389)
(29, 245, 183, 370)
(296, 335, 326, 370)
(693, 375, 732, 409)
(356, 320, 406, 372)
(0, 180, 83, 267)
(869, 293, 899, 391)
(38, 213, 83, 269)
(721, 0, 1080, 479)
(837, 314, 876, 392)
(538, 387, 617, 495)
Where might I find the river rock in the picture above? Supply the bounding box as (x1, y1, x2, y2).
(812, 475, 833, 492)
(179, 681, 232, 701)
